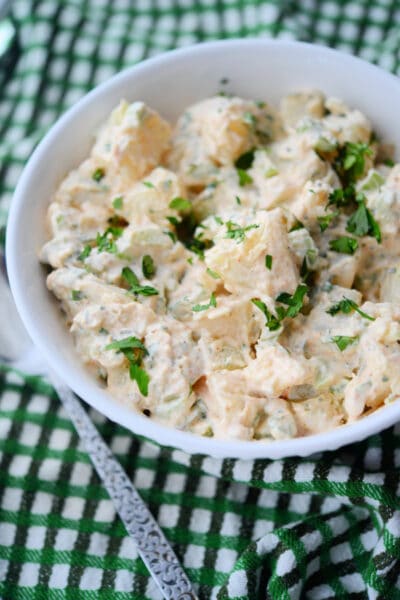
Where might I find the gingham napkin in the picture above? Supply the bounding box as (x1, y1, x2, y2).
(1, 2, 400, 599)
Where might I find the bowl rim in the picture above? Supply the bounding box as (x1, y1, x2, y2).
(6, 37, 400, 459)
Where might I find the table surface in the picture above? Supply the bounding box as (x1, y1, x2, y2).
(1, 2, 400, 599)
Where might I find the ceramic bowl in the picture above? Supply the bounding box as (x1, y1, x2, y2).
(6, 39, 400, 459)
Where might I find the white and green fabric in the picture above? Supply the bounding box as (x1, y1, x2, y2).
(2, 2, 400, 598)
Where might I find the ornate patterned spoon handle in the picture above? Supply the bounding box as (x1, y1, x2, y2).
(50, 374, 198, 600)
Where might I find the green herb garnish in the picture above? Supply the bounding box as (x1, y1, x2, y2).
(106, 336, 147, 352)
(331, 335, 359, 351)
(78, 245, 92, 261)
(334, 142, 372, 185)
(112, 196, 123, 210)
(300, 257, 311, 283)
(71, 290, 83, 301)
(166, 216, 181, 226)
(142, 255, 156, 279)
(276, 284, 308, 318)
(329, 236, 358, 255)
(317, 212, 339, 232)
(252, 284, 308, 331)
(237, 169, 253, 186)
(327, 186, 355, 208)
(265, 254, 273, 270)
(192, 292, 217, 312)
(206, 268, 220, 279)
(251, 299, 281, 331)
(122, 267, 159, 296)
(169, 197, 191, 211)
(92, 167, 105, 182)
(225, 221, 259, 243)
(129, 364, 150, 396)
(289, 219, 305, 232)
(235, 149, 255, 170)
(235, 195, 242, 205)
(164, 231, 177, 243)
(346, 197, 381, 243)
(327, 297, 375, 321)
(243, 112, 256, 127)
(105, 336, 149, 396)
(96, 226, 123, 254)
(143, 181, 155, 189)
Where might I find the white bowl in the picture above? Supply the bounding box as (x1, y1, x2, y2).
(6, 39, 400, 459)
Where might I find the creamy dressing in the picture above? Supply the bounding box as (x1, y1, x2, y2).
(40, 91, 400, 441)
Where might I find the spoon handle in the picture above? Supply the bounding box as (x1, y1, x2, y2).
(51, 374, 198, 600)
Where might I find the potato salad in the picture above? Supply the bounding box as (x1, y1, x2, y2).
(40, 90, 400, 441)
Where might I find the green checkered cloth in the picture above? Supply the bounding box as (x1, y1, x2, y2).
(2, 1, 400, 598)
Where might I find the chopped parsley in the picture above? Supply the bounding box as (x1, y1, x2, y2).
(346, 196, 381, 243)
(289, 219, 305, 232)
(122, 267, 159, 296)
(326, 179, 381, 242)
(300, 257, 312, 284)
(235, 149, 255, 170)
(225, 221, 259, 243)
(252, 299, 281, 331)
(92, 167, 105, 182)
(78, 244, 92, 261)
(252, 284, 308, 331)
(128, 364, 150, 397)
(206, 268, 220, 279)
(112, 196, 123, 210)
(384, 158, 395, 167)
(327, 186, 354, 208)
(96, 226, 123, 254)
(142, 255, 156, 279)
(331, 335, 359, 352)
(265, 254, 273, 270)
(334, 142, 372, 185)
(329, 236, 358, 255)
(327, 297, 375, 321)
(105, 336, 149, 396)
(71, 290, 84, 301)
(276, 284, 309, 319)
(164, 230, 177, 243)
(169, 197, 191, 211)
(166, 216, 181, 226)
(142, 181, 155, 188)
(243, 112, 257, 127)
(235, 195, 242, 205)
(192, 292, 217, 312)
(237, 168, 253, 186)
(187, 237, 210, 259)
(317, 211, 339, 232)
